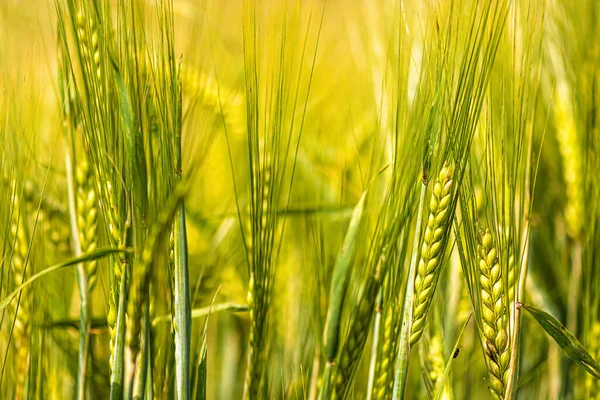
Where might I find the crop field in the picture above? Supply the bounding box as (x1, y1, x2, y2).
(0, 0, 599, 399)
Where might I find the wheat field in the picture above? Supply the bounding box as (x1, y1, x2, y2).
(0, 0, 599, 399)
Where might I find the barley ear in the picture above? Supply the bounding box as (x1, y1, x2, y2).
(585, 322, 600, 398)
(477, 228, 510, 399)
(554, 83, 584, 239)
(372, 302, 400, 400)
(75, 161, 99, 291)
(9, 191, 32, 400)
(331, 282, 377, 400)
(410, 163, 454, 346)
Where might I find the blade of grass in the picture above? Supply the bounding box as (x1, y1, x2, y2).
(318, 190, 368, 399)
(0, 249, 129, 311)
(433, 313, 472, 400)
(152, 303, 249, 326)
(520, 302, 600, 379)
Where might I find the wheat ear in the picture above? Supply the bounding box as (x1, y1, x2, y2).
(372, 302, 400, 400)
(478, 228, 510, 399)
(9, 190, 32, 400)
(585, 322, 600, 399)
(76, 161, 99, 291)
(410, 163, 454, 346)
(554, 83, 584, 239)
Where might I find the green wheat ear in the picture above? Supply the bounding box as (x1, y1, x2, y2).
(410, 162, 454, 346)
(9, 187, 32, 400)
(554, 82, 584, 239)
(585, 322, 600, 398)
(75, 161, 99, 291)
(477, 228, 510, 400)
(372, 302, 400, 400)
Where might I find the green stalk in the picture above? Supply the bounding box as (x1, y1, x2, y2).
(567, 240, 582, 333)
(504, 304, 522, 400)
(132, 295, 151, 399)
(308, 348, 321, 400)
(147, 307, 154, 400)
(111, 267, 129, 400)
(392, 181, 427, 400)
(505, 206, 532, 400)
(366, 290, 383, 400)
(174, 203, 191, 400)
(65, 137, 90, 400)
(317, 362, 333, 400)
(59, 48, 90, 399)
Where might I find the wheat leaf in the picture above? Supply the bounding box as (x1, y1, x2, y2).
(323, 190, 368, 361)
(0, 248, 130, 311)
(520, 303, 600, 380)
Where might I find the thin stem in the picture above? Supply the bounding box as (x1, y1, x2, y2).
(308, 347, 321, 400)
(132, 295, 151, 399)
(366, 290, 383, 400)
(505, 187, 532, 400)
(65, 147, 90, 400)
(504, 303, 522, 400)
(567, 239, 582, 333)
(317, 362, 333, 400)
(110, 267, 129, 400)
(392, 181, 427, 400)
(174, 203, 191, 400)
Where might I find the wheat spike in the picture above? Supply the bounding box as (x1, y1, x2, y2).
(410, 163, 454, 346)
(477, 228, 510, 399)
(76, 161, 99, 291)
(372, 302, 400, 400)
(585, 322, 600, 399)
(76, 10, 102, 80)
(331, 282, 377, 400)
(554, 83, 584, 239)
(9, 189, 32, 400)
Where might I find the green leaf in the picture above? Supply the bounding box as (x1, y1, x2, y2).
(0, 248, 129, 311)
(192, 296, 213, 400)
(322, 190, 368, 361)
(520, 302, 600, 380)
(152, 303, 249, 326)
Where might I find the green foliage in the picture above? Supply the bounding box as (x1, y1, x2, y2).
(1, 0, 600, 399)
